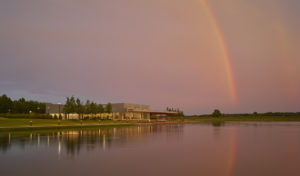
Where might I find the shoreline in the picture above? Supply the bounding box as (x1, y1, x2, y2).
(1, 117, 300, 131)
(0, 123, 138, 132)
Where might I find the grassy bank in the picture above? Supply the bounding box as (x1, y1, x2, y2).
(0, 117, 138, 131)
(1, 115, 300, 131)
(0, 113, 52, 119)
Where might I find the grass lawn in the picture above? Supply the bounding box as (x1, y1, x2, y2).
(0, 117, 135, 129)
(0, 115, 299, 130)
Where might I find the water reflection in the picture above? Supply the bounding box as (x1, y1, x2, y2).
(1, 122, 300, 176)
(0, 124, 184, 156)
(211, 121, 225, 127)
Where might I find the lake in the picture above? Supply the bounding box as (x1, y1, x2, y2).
(0, 122, 300, 176)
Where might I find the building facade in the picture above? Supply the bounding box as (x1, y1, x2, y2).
(111, 103, 150, 113)
(46, 103, 177, 121)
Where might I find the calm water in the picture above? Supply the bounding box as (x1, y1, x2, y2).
(0, 122, 300, 176)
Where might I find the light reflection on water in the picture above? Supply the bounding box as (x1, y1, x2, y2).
(0, 124, 184, 156)
(0, 122, 300, 176)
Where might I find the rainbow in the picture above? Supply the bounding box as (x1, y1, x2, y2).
(274, 20, 296, 101)
(226, 128, 237, 176)
(199, 0, 237, 104)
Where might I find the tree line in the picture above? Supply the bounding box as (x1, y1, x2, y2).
(196, 109, 300, 117)
(63, 96, 112, 118)
(0, 94, 46, 114)
(166, 107, 184, 116)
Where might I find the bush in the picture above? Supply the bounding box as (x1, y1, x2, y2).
(212, 109, 222, 118)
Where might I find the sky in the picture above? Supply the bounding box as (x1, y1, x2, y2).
(0, 0, 299, 114)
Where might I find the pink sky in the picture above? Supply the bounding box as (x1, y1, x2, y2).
(0, 0, 299, 114)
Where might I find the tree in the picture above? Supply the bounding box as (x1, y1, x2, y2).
(178, 110, 184, 117)
(69, 96, 76, 113)
(106, 103, 112, 113)
(64, 96, 85, 119)
(63, 96, 76, 119)
(97, 104, 104, 113)
(0, 94, 12, 113)
(63, 97, 71, 119)
(85, 100, 91, 114)
(90, 102, 98, 115)
(0, 95, 45, 114)
(12, 98, 27, 113)
(75, 98, 84, 119)
(212, 109, 222, 118)
(25, 100, 45, 114)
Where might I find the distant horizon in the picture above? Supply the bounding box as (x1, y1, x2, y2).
(1, 93, 299, 115)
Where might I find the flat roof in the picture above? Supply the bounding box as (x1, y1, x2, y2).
(127, 109, 178, 115)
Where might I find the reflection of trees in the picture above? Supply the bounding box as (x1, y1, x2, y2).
(150, 124, 184, 139)
(0, 132, 31, 153)
(211, 121, 225, 127)
(0, 125, 183, 156)
(0, 134, 10, 153)
(64, 132, 81, 156)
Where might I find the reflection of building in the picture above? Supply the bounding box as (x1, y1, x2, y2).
(45, 103, 177, 120)
(0, 125, 184, 155)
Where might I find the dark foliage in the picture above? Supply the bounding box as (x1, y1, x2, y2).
(0, 94, 46, 114)
(63, 97, 112, 116)
(212, 109, 222, 117)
